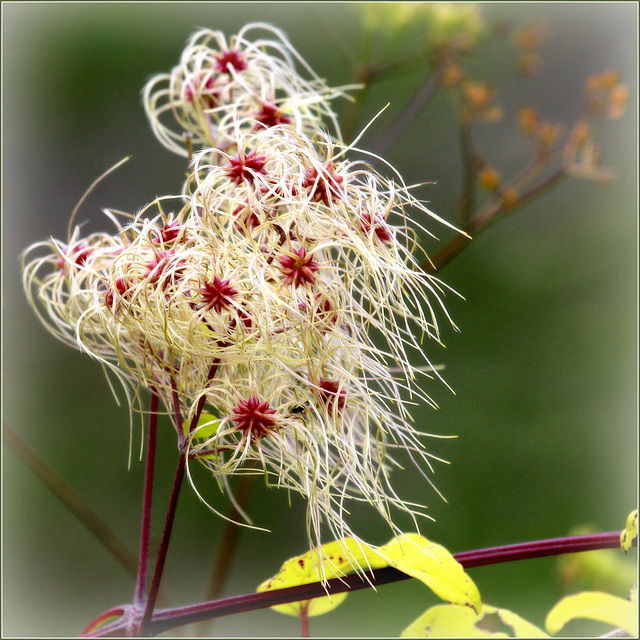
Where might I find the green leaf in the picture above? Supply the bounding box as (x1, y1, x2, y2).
(620, 509, 638, 553)
(256, 537, 383, 617)
(401, 604, 548, 638)
(378, 533, 482, 614)
(545, 591, 638, 636)
(185, 412, 220, 438)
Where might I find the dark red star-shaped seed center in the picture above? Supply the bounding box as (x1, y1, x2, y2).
(302, 162, 344, 206)
(199, 276, 238, 313)
(225, 151, 267, 186)
(144, 250, 185, 284)
(277, 247, 319, 288)
(359, 211, 393, 243)
(255, 102, 291, 129)
(232, 397, 278, 441)
(215, 49, 247, 74)
(57, 243, 92, 270)
(317, 378, 347, 412)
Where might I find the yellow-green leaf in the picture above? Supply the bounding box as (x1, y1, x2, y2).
(257, 533, 480, 619)
(545, 591, 638, 636)
(401, 604, 498, 637)
(401, 604, 548, 638)
(379, 533, 482, 614)
(485, 605, 548, 637)
(256, 537, 383, 617)
(185, 412, 220, 438)
(620, 509, 638, 553)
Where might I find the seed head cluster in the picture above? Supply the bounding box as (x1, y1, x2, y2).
(23, 23, 459, 556)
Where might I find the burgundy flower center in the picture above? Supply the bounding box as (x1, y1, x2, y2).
(277, 247, 320, 288)
(144, 250, 184, 284)
(302, 162, 344, 206)
(317, 378, 347, 412)
(232, 201, 261, 232)
(225, 151, 267, 186)
(359, 211, 393, 244)
(314, 294, 338, 324)
(153, 220, 183, 244)
(215, 49, 247, 74)
(231, 397, 278, 441)
(199, 276, 238, 313)
(57, 243, 92, 270)
(183, 73, 218, 108)
(105, 277, 131, 307)
(254, 102, 291, 129)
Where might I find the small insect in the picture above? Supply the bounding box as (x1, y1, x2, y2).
(290, 404, 307, 415)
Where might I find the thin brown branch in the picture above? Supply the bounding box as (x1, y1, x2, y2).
(3, 422, 139, 577)
(457, 119, 479, 224)
(372, 69, 441, 157)
(424, 164, 570, 273)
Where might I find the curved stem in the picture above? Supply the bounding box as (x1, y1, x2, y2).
(137, 361, 221, 636)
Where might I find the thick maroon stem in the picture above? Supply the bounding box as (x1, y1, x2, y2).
(82, 531, 636, 637)
(137, 362, 220, 636)
(138, 453, 186, 636)
(134, 393, 159, 609)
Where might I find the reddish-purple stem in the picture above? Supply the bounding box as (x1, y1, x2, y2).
(186, 360, 220, 440)
(138, 362, 221, 635)
(138, 453, 186, 636)
(300, 602, 310, 637)
(170, 376, 186, 450)
(134, 393, 159, 609)
(81, 606, 128, 636)
(83, 531, 635, 637)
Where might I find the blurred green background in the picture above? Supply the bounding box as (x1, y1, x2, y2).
(3, 3, 637, 637)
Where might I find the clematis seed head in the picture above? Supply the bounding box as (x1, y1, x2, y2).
(232, 396, 279, 441)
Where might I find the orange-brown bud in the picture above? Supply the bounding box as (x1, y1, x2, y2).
(600, 69, 620, 89)
(514, 26, 543, 51)
(607, 84, 629, 118)
(462, 81, 493, 109)
(568, 120, 591, 148)
(536, 121, 562, 148)
(478, 166, 500, 191)
(500, 186, 520, 210)
(586, 69, 619, 94)
(518, 106, 539, 135)
(442, 62, 465, 87)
